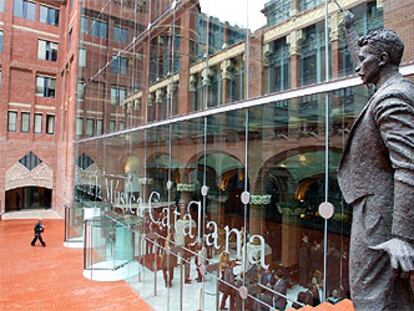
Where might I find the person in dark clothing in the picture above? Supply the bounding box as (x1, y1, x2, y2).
(298, 235, 310, 286)
(273, 270, 288, 311)
(31, 219, 46, 247)
(219, 261, 236, 311)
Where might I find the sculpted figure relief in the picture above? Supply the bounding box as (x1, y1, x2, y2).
(337, 10, 414, 311)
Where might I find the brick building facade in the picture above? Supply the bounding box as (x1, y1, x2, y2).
(0, 0, 77, 216)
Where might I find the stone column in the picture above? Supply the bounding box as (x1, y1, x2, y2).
(280, 214, 301, 267)
(147, 94, 154, 122)
(155, 88, 164, 120)
(188, 74, 197, 111)
(330, 12, 342, 79)
(248, 35, 264, 97)
(291, 0, 299, 17)
(286, 30, 303, 137)
(167, 82, 174, 116)
(220, 59, 233, 104)
(202, 68, 213, 108)
(178, 9, 192, 114)
(248, 195, 272, 236)
(262, 42, 274, 94)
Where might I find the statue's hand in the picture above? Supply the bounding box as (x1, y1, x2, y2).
(370, 238, 414, 272)
(343, 10, 354, 29)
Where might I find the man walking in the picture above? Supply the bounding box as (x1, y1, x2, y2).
(31, 219, 46, 247)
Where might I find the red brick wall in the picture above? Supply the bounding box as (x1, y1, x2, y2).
(0, 0, 66, 215)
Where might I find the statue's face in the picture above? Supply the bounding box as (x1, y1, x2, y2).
(355, 45, 381, 85)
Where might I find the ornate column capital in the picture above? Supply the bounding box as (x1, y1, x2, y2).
(262, 43, 274, 67)
(202, 68, 213, 86)
(220, 59, 234, 80)
(147, 94, 153, 107)
(329, 11, 343, 42)
(167, 83, 175, 99)
(286, 30, 303, 56)
(134, 98, 141, 111)
(189, 75, 197, 92)
(377, 0, 384, 9)
(155, 88, 164, 104)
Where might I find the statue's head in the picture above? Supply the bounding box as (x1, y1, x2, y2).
(356, 28, 404, 85)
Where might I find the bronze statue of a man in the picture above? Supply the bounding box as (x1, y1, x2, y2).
(337, 11, 414, 311)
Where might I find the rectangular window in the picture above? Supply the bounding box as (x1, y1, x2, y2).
(81, 16, 88, 33)
(0, 31, 3, 52)
(77, 81, 84, 100)
(34, 113, 42, 133)
(111, 87, 127, 105)
(40, 5, 59, 26)
(298, 0, 321, 12)
(119, 121, 125, 131)
(0, 0, 5, 13)
(96, 119, 103, 135)
(36, 76, 56, 98)
(112, 56, 128, 74)
(86, 118, 94, 137)
(8, 111, 17, 132)
(76, 117, 83, 136)
(90, 19, 108, 39)
(14, 0, 36, 20)
(46, 115, 55, 134)
(109, 120, 116, 133)
(113, 25, 129, 43)
(79, 48, 86, 67)
(21, 112, 30, 133)
(301, 23, 328, 86)
(37, 40, 58, 61)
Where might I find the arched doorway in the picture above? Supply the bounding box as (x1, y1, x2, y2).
(5, 187, 52, 211)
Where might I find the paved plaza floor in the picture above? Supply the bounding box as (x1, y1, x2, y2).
(0, 218, 152, 311)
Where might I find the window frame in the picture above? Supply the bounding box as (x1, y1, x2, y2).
(20, 112, 30, 133)
(14, 0, 36, 20)
(39, 4, 59, 26)
(113, 25, 129, 43)
(34, 113, 43, 133)
(37, 39, 58, 62)
(7, 111, 18, 132)
(46, 114, 55, 134)
(36, 76, 56, 98)
(0, 30, 3, 53)
(86, 118, 94, 137)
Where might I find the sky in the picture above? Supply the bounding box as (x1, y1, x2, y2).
(198, 0, 267, 31)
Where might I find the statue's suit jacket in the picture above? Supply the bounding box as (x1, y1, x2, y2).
(337, 73, 414, 245)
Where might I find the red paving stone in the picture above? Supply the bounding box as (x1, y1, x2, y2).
(287, 299, 354, 311)
(0, 219, 152, 311)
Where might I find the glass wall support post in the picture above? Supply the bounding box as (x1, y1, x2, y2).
(180, 260, 183, 311)
(154, 242, 158, 296)
(322, 0, 330, 303)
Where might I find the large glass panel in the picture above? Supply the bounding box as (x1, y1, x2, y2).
(205, 110, 247, 311)
(169, 118, 207, 310)
(247, 96, 328, 309)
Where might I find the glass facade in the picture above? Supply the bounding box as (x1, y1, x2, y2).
(71, 0, 414, 310)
